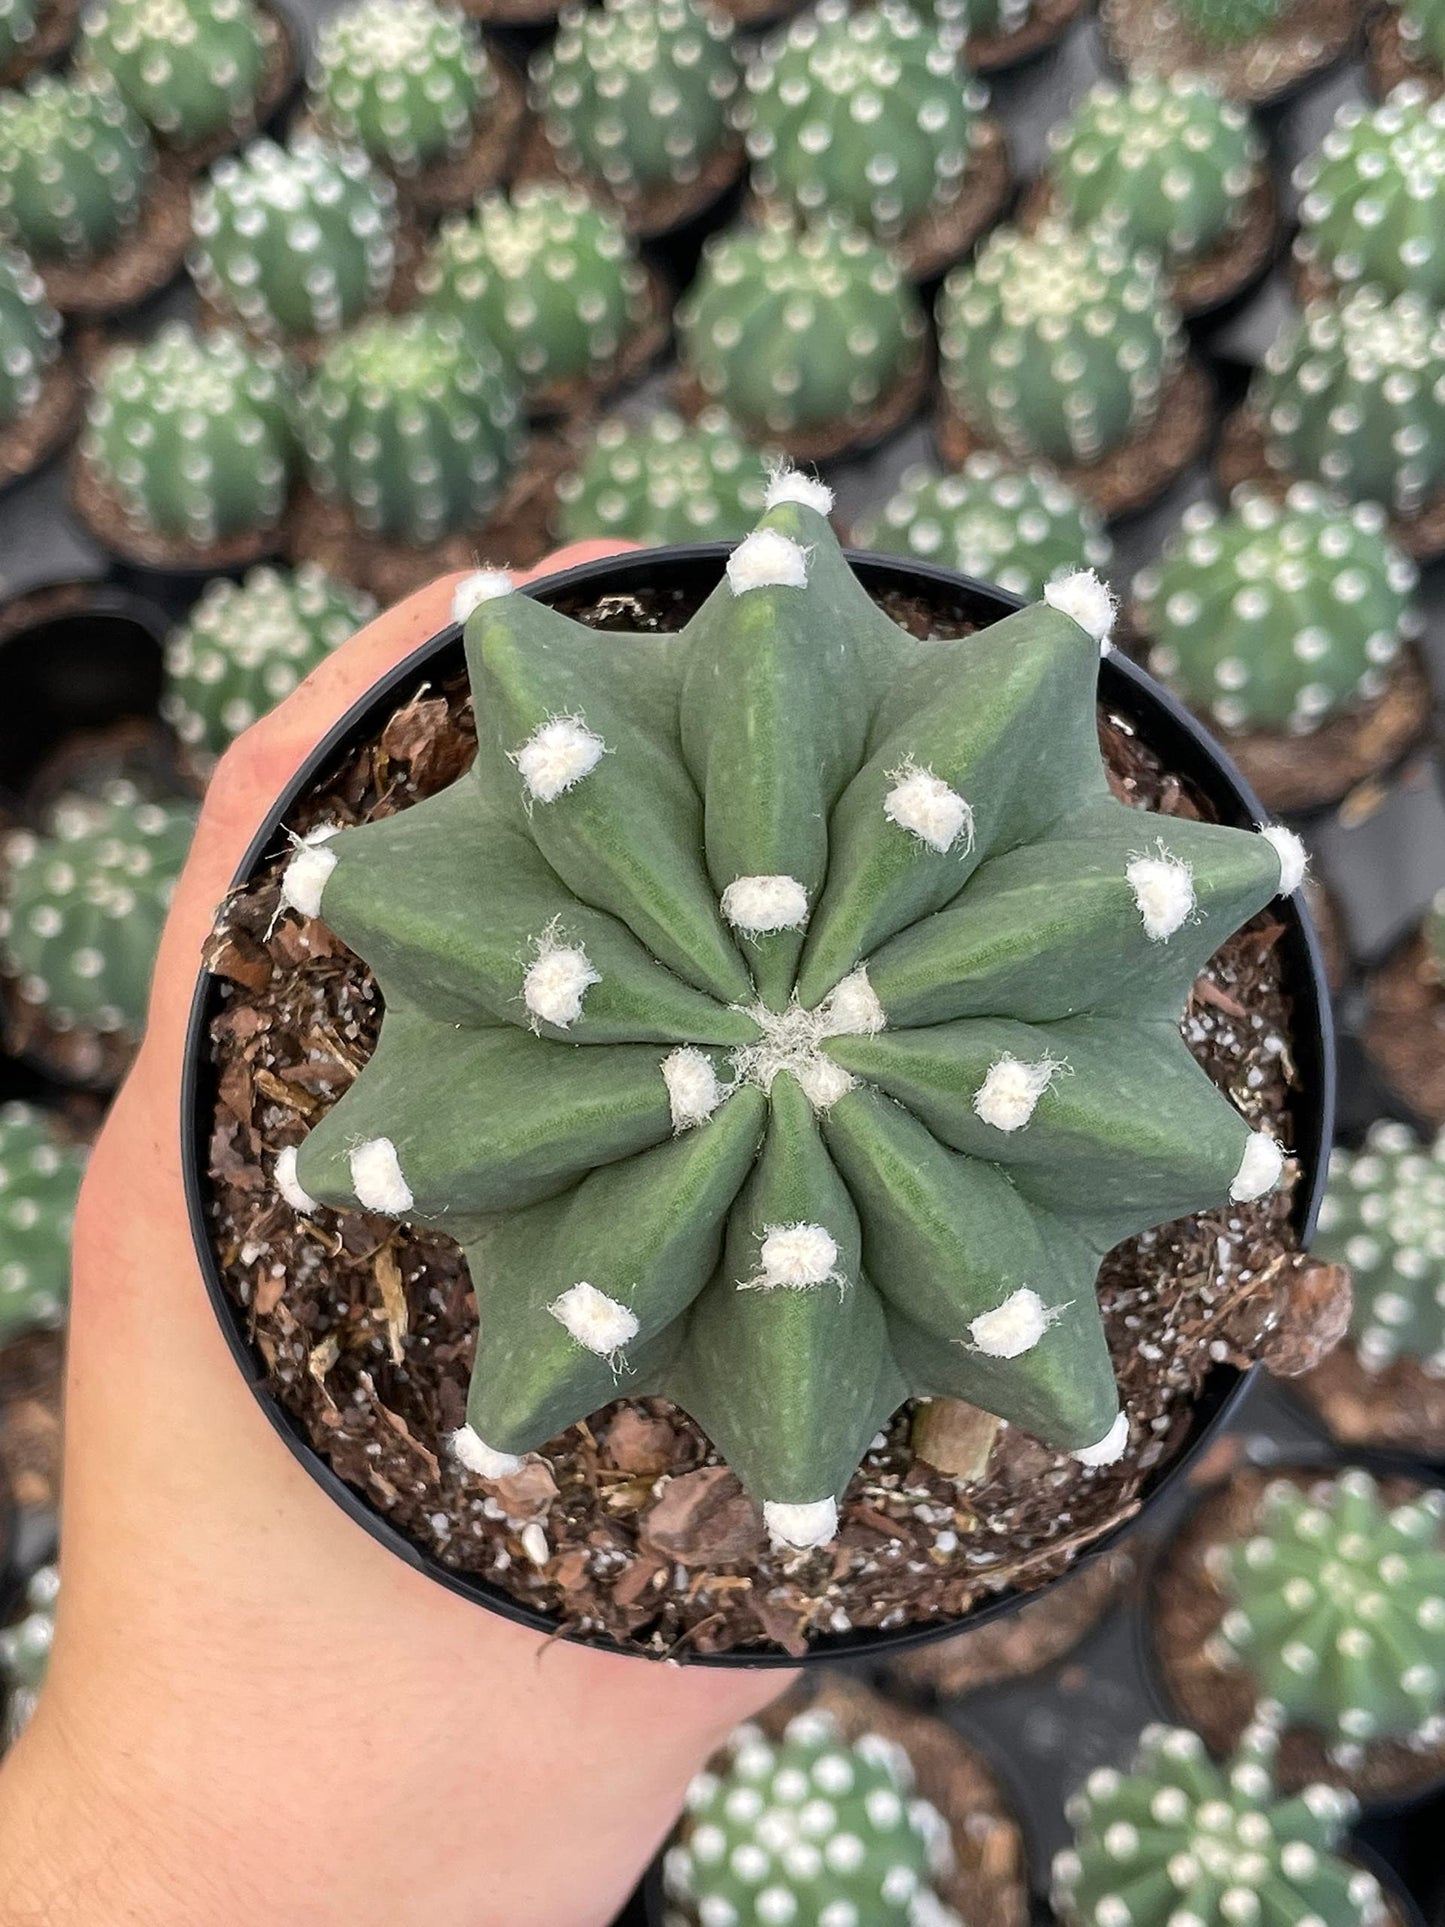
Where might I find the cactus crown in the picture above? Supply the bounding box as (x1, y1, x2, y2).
(1314, 1120, 1445, 1378)
(0, 244, 59, 431)
(665, 1707, 961, 1927)
(739, 0, 985, 243)
(0, 782, 195, 1039)
(1295, 84, 1445, 306)
(678, 214, 926, 435)
(191, 136, 399, 344)
(83, 321, 295, 545)
(1048, 74, 1264, 267)
(163, 564, 377, 757)
(1134, 485, 1420, 736)
(1053, 1723, 1377, 1927)
(0, 1103, 84, 1344)
(0, 73, 154, 268)
(554, 407, 769, 546)
(937, 219, 1184, 467)
(280, 497, 1294, 1545)
(312, 0, 494, 178)
(0, 1563, 58, 1745)
(421, 182, 649, 392)
(852, 453, 1113, 601)
(532, 0, 739, 199)
(300, 311, 521, 546)
(1171, 0, 1284, 43)
(82, 0, 271, 148)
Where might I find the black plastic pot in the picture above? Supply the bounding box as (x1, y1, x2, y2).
(180, 541, 1336, 1668)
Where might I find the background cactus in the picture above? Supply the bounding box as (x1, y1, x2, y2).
(163, 564, 377, 757)
(1295, 85, 1445, 306)
(1207, 1468, 1445, 1756)
(299, 312, 521, 545)
(421, 183, 651, 396)
(1, 1564, 58, 1748)
(0, 74, 155, 267)
(1134, 487, 1421, 736)
(852, 453, 1113, 600)
(311, 0, 496, 178)
(1171, 0, 1284, 43)
(0, 244, 59, 431)
(82, 322, 295, 545)
(531, 0, 739, 203)
(937, 219, 1184, 467)
(738, 0, 986, 243)
(1397, 0, 1445, 70)
(190, 135, 400, 344)
(82, 0, 272, 150)
(277, 495, 1294, 1546)
(554, 407, 769, 545)
(664, 1707, 960, 1926)
(0, 0, 37, 74)
(1053, 1723, 1380, 1927)
(678, 215, 926, 438)
(0, 1103, 84, 1345)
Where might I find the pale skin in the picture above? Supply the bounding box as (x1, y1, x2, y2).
(0, 548, 792, 1927)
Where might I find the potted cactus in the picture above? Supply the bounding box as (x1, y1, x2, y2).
(0, 243, 75, 493)
(0, 0, 80, 90)
(922, 0, 1092, 70)
(1294, 87, 1445, 308)
(1369, 0, 1445, 97)
(1099, 0, 1358, 105)
(0, 1100, 84, 1349)
(1362, 894, 1445, 1137)
(553, 407, 771, 546)
(0, 1561, 57, 1749)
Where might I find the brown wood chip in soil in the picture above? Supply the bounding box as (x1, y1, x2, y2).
(37, 161, 192, 318)
(0, 357, 80, 495)
(524, 267, 673, 423)
(1098, 0, 1360, 105)
(1367, 2, 1442, 99)
(515, 120, 747, 242)
(1363, 932, 1445, 1130)
(0, 0, 80, 88)
(1294, 1344, 1445, 1459)
(677, 344, 934, 469)
(0, 1331, 63, 1513)
(1152, 1464, 1445, 1804)
(160, 1, 299, 175)
(69, 454, 291, 575)
(965, 0, 1090, 70)
(201, 582, 1312, 1659)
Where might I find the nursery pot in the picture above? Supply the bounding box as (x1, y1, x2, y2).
(181, 542, 1336, 1667)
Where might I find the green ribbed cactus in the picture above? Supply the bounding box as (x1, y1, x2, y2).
(0, 784, 195, 1041)
(1174, 0, 1284, 42)
(0, 74, 154, 267)
(678, 216, 926, 439)
(1047, 75, 1265, 269)
(421, 184, 650, 395)
(190, 136, 399, 344)
(0, 0, 37, 72)
(1397, 0, 1445, 69)
(1208, 1468, 1445, 1756)
(82, 323, 295, 546)
(0, 245, 59, 431)
(739, 0, 986, 243)
(82, 0, 271, 149)
(1295, 85, 1445, 306)
(163, 564, 377, 757)
(311, 0, 496, 178)
(1134, 487, 1421, 736)
(554, 408, 769, 545)
(937, 221, 1184, 468)
(1053, 1724, 1377, 1927)
(1, 1564, 57, 1747)
(300, 313, 521, 545)
(531, 0, 739, 202)
(664, 1708, 960, 1927)
(0, 1104, 84, 1344)
(853, 454, 1112, 601)
(274, 492, 1298, 1547)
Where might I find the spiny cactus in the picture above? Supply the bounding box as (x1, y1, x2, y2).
(311, 0, 497, 179)
(1314, 1121, 1445, 1381)
(1397, 0, 1445, 71)
(739, 0, 986, 244)
(1207, 1468, 1445, 1757)
(1, 1564, 57, 1747)
(1172, 0, 1284, 43)
(0, 783, 195, 1042)
(0, 0, 37, 74)
(163, 564, 377, 757)
(1053, 1723, 1379, 1927)
(1047, 74, 1265, 270)
(664, 1707, 961, 1927)
(0, 74, 155, 268)
(531, 0, 739, 203)
(1134, 486, 1421, 737)
(299, 312, 521, 546)
(274, 491, 1298, 1547)
(554, 407, 769, 546)
(82, 322, 295, 546)
(82, 0, 272, 150)
(0, 1104, 84, 1345)
(678, 215, 927, 439)
(852, 454, 1113, 601)
(1295, 85, 1445, 307)
(0, 244, 59, 431)
(421, 183, 651, 396)
(937, 220, 1185, 468)
(190, 136, 399, 344)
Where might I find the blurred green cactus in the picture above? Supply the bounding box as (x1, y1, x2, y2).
(1314, 1120, 1445, 1380)
(0, 0, 37, 73)
(0, 1105, 84, 1345)
(1174, 0, 1284, 42)
(311, 0, 497, 178)
(82, 0, 273, 149)
(0, 244, 59, 430)
(1294, 84, 1445, 305)
(1397, 0, 1445, 69)
(554, 408, 769, 545)
(0, 74, 154, 267)
(1, 1564, 58, 1747)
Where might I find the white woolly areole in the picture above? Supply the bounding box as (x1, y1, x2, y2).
(755, 1222, 840, 1290)
(1231, 1130, 1285, 1202)
(1126, 847, 1196, 942)
(1261, 824, 1307, 896)
(663, 1047, 723, 1130)
(514, 716, 607, 803)
(274, 1144, 317, 1214)
(280, 825, 340, 919)
(1073, 1411, 1129, 1467)
(549, 1280, 639, 1356)
(722, 873, 810, 934)
(450, 1424, 521, 1480)
(763, 468, 835, 515)
(1044, 569, 1117, 651)
(451, 570, 514, 622)
(969, 1286, 1055, 1358)
(794, 1054, 855, 1111)
(764, 1497, 838, 1550)
(884, 763, 974, 854)
(524, 939, 600, 1028)
(819, 967, 885, 1036)
(348, 1136, 413, 1214)
(973, 1054, 1062, 1133)
(726, 530, 809, 596)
